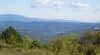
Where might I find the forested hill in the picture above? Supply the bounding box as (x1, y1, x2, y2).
(0, 14, 79, 22)
(0, 21, 100, 43)
(0, 14, 100, 43)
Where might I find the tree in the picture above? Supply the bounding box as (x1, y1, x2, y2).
(23, 35, 31, 50)
(0, 26, 23, 45)
(80, 30, 100, 45)
(41, 43, 48, 49)
(30, 38, 40, 49)
(49, 33, 80, 54)
(7, 35, 17, 45)
(79, 30, 97, 55)
(81, 30, 95, 44)
(94, 31, 100, 45)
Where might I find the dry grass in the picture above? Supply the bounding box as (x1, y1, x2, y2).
(0, 44, 54, 55)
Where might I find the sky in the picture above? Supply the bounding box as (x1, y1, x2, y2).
(0, 0, 100, 22)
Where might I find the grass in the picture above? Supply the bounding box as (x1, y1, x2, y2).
(0, 44, 28, 55)
(0, 43, 54, 55)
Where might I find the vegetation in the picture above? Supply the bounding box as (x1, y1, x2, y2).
(0, 26, 23, 45)
(0, 21, 98, 43)
(0, 26, 100, 55)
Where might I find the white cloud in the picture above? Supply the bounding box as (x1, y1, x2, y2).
(30, 0, 91, 11)
(72, 3, 90, 11)
(94, 6, 100, 12)
(51, 1, 69, 9)
(30, 0, 70, 9)
(71, 1, 74, 5)
(37, 0, 50, 6)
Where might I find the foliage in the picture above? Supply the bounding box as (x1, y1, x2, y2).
(0, 26, 23, 45)
(49, 33, 80, 54)
(94, 31, 100, 45)
(30, 38, 41, 49)
(23, 35, 31, 50)
(0, 21, 97, 43)
(0, 26, 100, 55)
(41, 43, 48, 49)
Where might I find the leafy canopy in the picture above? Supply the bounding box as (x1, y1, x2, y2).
(1, 26, 23, 45)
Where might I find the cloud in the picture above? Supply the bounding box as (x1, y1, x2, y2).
(37, 0, 50, 6)
(72, 3, 90, 11)
(30, 0, 70, 9)
(94, 6, 100, 12)
(50, 1, 69, 9)
(30, 0, 91, 11)
(71, 1, 74, 5)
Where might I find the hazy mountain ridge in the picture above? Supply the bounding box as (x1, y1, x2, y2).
(0, 21, 99, 43)
(0, 14, 46, 22)
(0, 14, 100, 43)
(0, 14, 80, 22)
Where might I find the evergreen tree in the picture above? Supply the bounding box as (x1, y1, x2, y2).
(30, 38, 40, 49)
(1, 26, 23, 45)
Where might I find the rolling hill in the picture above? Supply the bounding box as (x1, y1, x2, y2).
(0, 14, 100, 43)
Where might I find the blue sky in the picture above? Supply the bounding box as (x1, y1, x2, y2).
(0, 0, 100, 22)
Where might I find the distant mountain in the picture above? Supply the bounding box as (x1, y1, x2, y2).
(0, 14, 45, 22)
(0, 14, 100, 43)
(0, 14, 80, 22)
(0, 21, 99, 43)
